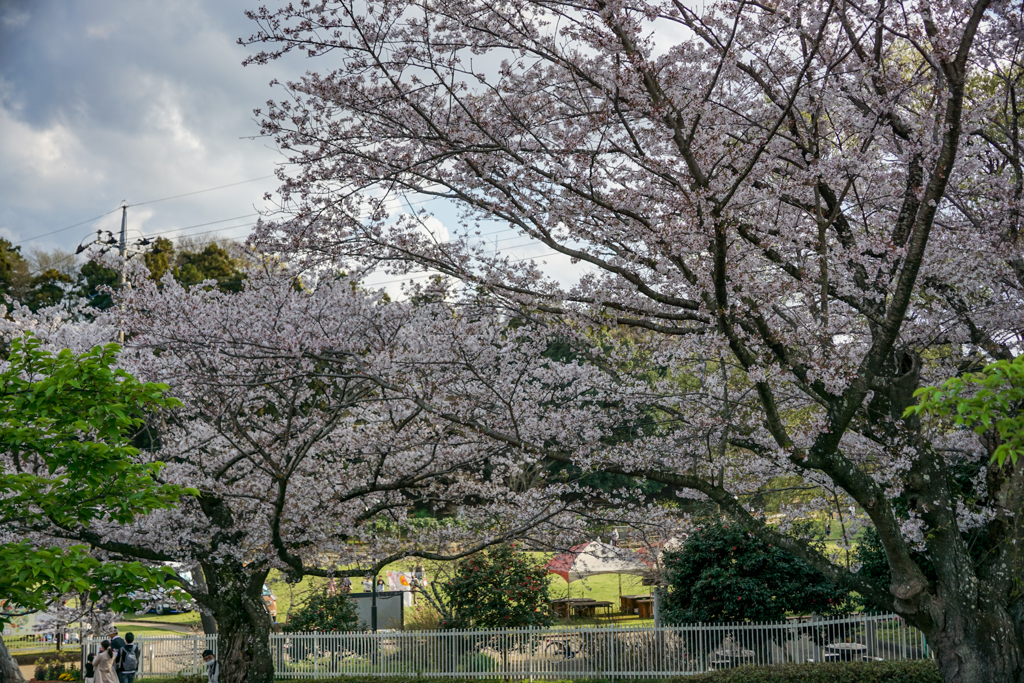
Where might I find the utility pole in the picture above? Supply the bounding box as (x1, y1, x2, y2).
(75, 202, 154, 346)
(117, 202, 128, 344)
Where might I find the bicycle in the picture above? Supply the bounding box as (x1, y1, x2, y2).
(543, 636, 579, 661)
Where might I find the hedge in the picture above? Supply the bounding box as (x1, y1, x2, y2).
(674, 661, 941, 682)
(13, 650, 82, 666)
(247, 660, 942, 683)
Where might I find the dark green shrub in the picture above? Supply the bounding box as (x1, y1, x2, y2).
(681, 660, 941, 682)
(440, 544, 551, 629)
(285, 589, 360, 632)
(286, 661, 940, 682)
(662, 520, 854, 623)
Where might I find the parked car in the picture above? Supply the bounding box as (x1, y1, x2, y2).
(136, 564, 194, 615)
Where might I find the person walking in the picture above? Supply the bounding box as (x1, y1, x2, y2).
(202, 649, 219, 683)
(610, 528, 620, 547)
(93, 641, 118, 683)
(108, 628, 125, 668)
(116, 632, 140, 683)
(84, 653, 95, 683)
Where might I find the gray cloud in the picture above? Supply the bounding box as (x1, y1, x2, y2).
(0, 0, 299, 253)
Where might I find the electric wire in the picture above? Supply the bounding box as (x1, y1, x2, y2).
(129, 176, 275, 207)
(15, 176, 275, 246)
(13, 209, 122, 246)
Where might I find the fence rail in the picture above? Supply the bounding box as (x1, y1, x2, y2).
(83, 613, 928, 679)
(5, 634, 65, 656)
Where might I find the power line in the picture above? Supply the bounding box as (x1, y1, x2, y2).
(159, 223, 258, 244)
(13, 209, 122, 246)
(15, 176, 276, 246)
(140, 214, 260, 238)
(130, 176, 275, 207)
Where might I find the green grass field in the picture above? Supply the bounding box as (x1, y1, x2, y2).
(113, 624, 189, 637)
(129, 611, 202, 625)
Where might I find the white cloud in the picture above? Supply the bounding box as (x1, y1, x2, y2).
(415, 215, 450, 243)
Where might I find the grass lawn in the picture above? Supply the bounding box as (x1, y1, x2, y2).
(113, 624, 189, 637)
(129, 611, 202, 625)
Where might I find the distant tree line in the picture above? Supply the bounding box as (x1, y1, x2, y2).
(0, 236, 244, 311)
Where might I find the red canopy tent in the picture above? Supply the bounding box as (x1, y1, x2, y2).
(545, 541, 649, 582)
(545, 540, 654, 613)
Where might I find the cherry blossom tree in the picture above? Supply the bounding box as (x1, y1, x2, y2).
(242, 0, 1024, 679)
(2, 263, 664, 683)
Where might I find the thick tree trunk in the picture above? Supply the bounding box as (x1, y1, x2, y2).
(200, 563, 274, 683)
(215, 606, 274, 683)
(0, 635, 26, 683)
(190, 564, 218, 635)
(928, 606, 1024, 683)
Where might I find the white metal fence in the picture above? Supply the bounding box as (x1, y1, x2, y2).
(5, 634, 64, 656)
(82, 635, 215, 679)
(83, 613, 929, 679)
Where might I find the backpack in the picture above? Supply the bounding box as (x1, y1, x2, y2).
(121, 643, 139, 673)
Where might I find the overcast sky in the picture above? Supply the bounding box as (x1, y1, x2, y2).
(0, 0, 303, 257)
(0, 0, 585, 292)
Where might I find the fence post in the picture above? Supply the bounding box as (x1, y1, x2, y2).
(527, 626, 533, 683)
(865, 613, 877, 659)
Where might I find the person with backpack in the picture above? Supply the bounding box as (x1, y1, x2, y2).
(116, 632, 140, 683)
(202, 649, 219, 683)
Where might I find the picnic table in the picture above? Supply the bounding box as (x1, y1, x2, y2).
(550, 598, 615, 619)
(619, 594, 647, 613)
(825, 642, 868, 661)
(581, 601, 614, 619)
(550, 598, 594, 618)
(708, 644, 755, 669)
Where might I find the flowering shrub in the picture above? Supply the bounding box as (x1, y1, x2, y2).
(440, 545, 552, 629)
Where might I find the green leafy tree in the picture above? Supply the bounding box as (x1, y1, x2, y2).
(176, 244, 244, 292)
(78, 261, 118, 310)
(0, 335, 196, 680)
(907, 355, 1024, 467)
(143, 238, 176, 282)
(23, 268, 75, 311)
(661, 520, 853, 624)
(285, 590, 360, 632)
(439, 545, 552, 629)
